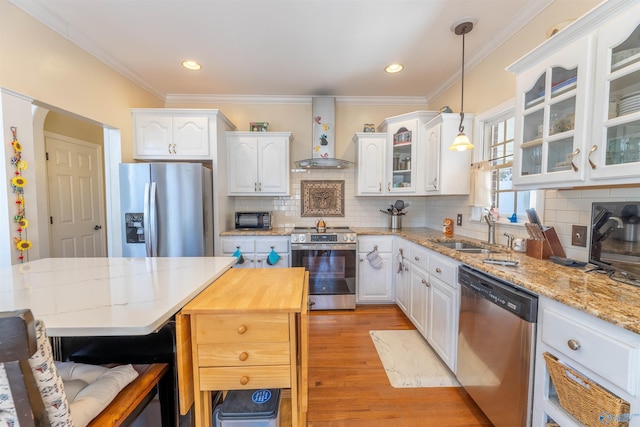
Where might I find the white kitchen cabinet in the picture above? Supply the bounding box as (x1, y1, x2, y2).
(508, 0, 640, 189)
(132, 109, 234, 160)
(589, 10, 640, 182)
(357, 236, 394, 303)
(221, 236, 290, 269)
(409, 262, 429, 335)
(391, 237, 460, 372)
(393, 239, 411, 314)
(532, 296, 640, 427)
(511, 35, 592, 188)
(353, 133, 387, 195)
(423, 113, 473, 195)
(426, 251, 460, 372)
(372, 111, 438, 195)
(226, 132, 292, 196)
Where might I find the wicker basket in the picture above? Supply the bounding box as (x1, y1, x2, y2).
(544, 352, 631, 426)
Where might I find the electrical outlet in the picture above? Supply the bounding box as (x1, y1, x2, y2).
(456, 214, 462, 226)
(572, 225, 587, 247)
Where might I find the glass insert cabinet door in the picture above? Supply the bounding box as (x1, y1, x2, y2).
(513, 36, 592, 187)
(385, 118, 418, 193)
(590, 14, 640, 181)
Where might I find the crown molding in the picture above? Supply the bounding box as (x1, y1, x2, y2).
(164, 94, 428, 106)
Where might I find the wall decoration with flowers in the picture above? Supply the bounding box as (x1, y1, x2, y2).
(9, 126, 31, 262)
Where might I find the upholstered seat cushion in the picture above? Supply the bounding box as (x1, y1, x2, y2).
(0, 320, 138, 427)
(56, 362, 138, 427)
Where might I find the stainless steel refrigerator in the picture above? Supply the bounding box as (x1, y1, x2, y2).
(119, 162, 213, 257)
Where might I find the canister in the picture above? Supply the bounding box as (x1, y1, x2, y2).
(443, 218, 454, 237)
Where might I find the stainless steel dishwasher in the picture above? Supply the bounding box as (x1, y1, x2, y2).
(457, 265, 538, 427)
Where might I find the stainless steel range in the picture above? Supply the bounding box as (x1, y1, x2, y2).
(290, 227, 357, 310)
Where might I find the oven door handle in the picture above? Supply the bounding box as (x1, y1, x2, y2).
(291, 244, 356, 251)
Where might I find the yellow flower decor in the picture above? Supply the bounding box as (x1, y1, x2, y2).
(11, 176, 27, 188)
(10, 126, 30, 263)
(16, 239, 32, 251)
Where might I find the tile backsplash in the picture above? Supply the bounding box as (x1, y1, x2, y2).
(232, 169, 640, 262)
(233, 168, 428, 229)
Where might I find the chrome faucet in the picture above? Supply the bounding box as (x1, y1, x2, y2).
(503, 232, 515, 250)
(482, 209, 496, 245)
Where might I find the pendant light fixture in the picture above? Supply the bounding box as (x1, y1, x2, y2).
(449, 20, 475, 151)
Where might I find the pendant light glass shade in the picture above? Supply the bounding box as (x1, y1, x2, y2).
(450, 131, 474, 151)
(449, 20, 475, 152)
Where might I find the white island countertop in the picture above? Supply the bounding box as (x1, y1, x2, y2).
(0, 257, 236, 337)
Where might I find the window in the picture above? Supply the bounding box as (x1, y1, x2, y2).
(476, 101, 541, 223)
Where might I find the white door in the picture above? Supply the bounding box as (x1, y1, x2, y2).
(46, 134, 106, 257)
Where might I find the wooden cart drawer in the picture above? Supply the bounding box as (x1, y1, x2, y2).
(199, 366, 291, 390)
(198, 342, 291, 366)
(541, 305, 639, 394)
(194, 314, 290, 344)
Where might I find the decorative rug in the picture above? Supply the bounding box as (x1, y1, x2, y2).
(369, 330, 460, 388)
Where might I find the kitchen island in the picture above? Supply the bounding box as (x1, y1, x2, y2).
(0, 256, 236, 336)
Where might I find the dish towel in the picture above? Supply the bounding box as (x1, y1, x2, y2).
(367, 248, 383, 269)
(267, 248, 281, 266)
(232, 248, 245, 265)
(469, 161, 492, 208)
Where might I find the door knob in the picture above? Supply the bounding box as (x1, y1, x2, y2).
(94, 225, 102, 230)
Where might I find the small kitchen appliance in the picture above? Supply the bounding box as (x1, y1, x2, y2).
(291, 226, 357, 310)
(589, 201, 640, 286)
(235, 211, 272, 230)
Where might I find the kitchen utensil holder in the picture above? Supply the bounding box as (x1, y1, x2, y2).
(542, 227, 566, 257)
(390, 215, 402, 230)
(526, 239, 552, 259)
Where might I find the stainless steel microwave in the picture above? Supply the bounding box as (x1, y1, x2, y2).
(235, 212, 272, 230)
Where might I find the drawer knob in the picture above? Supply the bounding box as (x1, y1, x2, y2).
(240, 375, 249, 385)
(237, 325, 247, 334)
(415, 256, 420, 261)
(567, 339, 581, 351)
(435, 267, 442, 273)
(239, 352, 249, 361)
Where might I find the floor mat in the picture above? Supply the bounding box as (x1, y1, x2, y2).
(369, 329, 460, 388)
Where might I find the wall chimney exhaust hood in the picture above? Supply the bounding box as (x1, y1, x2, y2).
(294, 97, 354, 169)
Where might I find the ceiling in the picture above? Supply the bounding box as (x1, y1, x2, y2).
(12, 0, 557, 101)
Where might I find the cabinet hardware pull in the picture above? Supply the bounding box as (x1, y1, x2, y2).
(239, 352, 249, 361)
(240, 376, 249, 385)
(436, 267, 442, 273)
(237, 325, 247, 334)
(404, 266, 409, 271)
(567, 339, 581, 351)
(588, 145, 597, 169)
(172, 144, 176, 154)
(422, 279, 430, 287)
(379, 183, 382, 192)
(388, 182, 391, 191)
(167, 144, 172, 154)
(415, 256, 419, 261)
(570, 148, 580, 172)
(254, 182, 258, 191)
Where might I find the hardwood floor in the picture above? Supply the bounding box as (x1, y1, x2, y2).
(306, 305, 493, 427)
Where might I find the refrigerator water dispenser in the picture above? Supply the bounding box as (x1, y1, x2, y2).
(125, 213, 145, 243)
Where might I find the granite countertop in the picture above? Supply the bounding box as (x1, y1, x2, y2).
(354, 227, 640, 335)
(220, 227, 293, 237)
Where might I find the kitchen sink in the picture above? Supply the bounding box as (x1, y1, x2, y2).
(434, 241, 500, 254)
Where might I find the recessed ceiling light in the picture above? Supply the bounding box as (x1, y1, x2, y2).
(182, 60, 202, 71)
(385, 63, 404, 74)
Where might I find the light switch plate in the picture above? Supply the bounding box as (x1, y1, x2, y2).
(572, 225, 587, 247)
